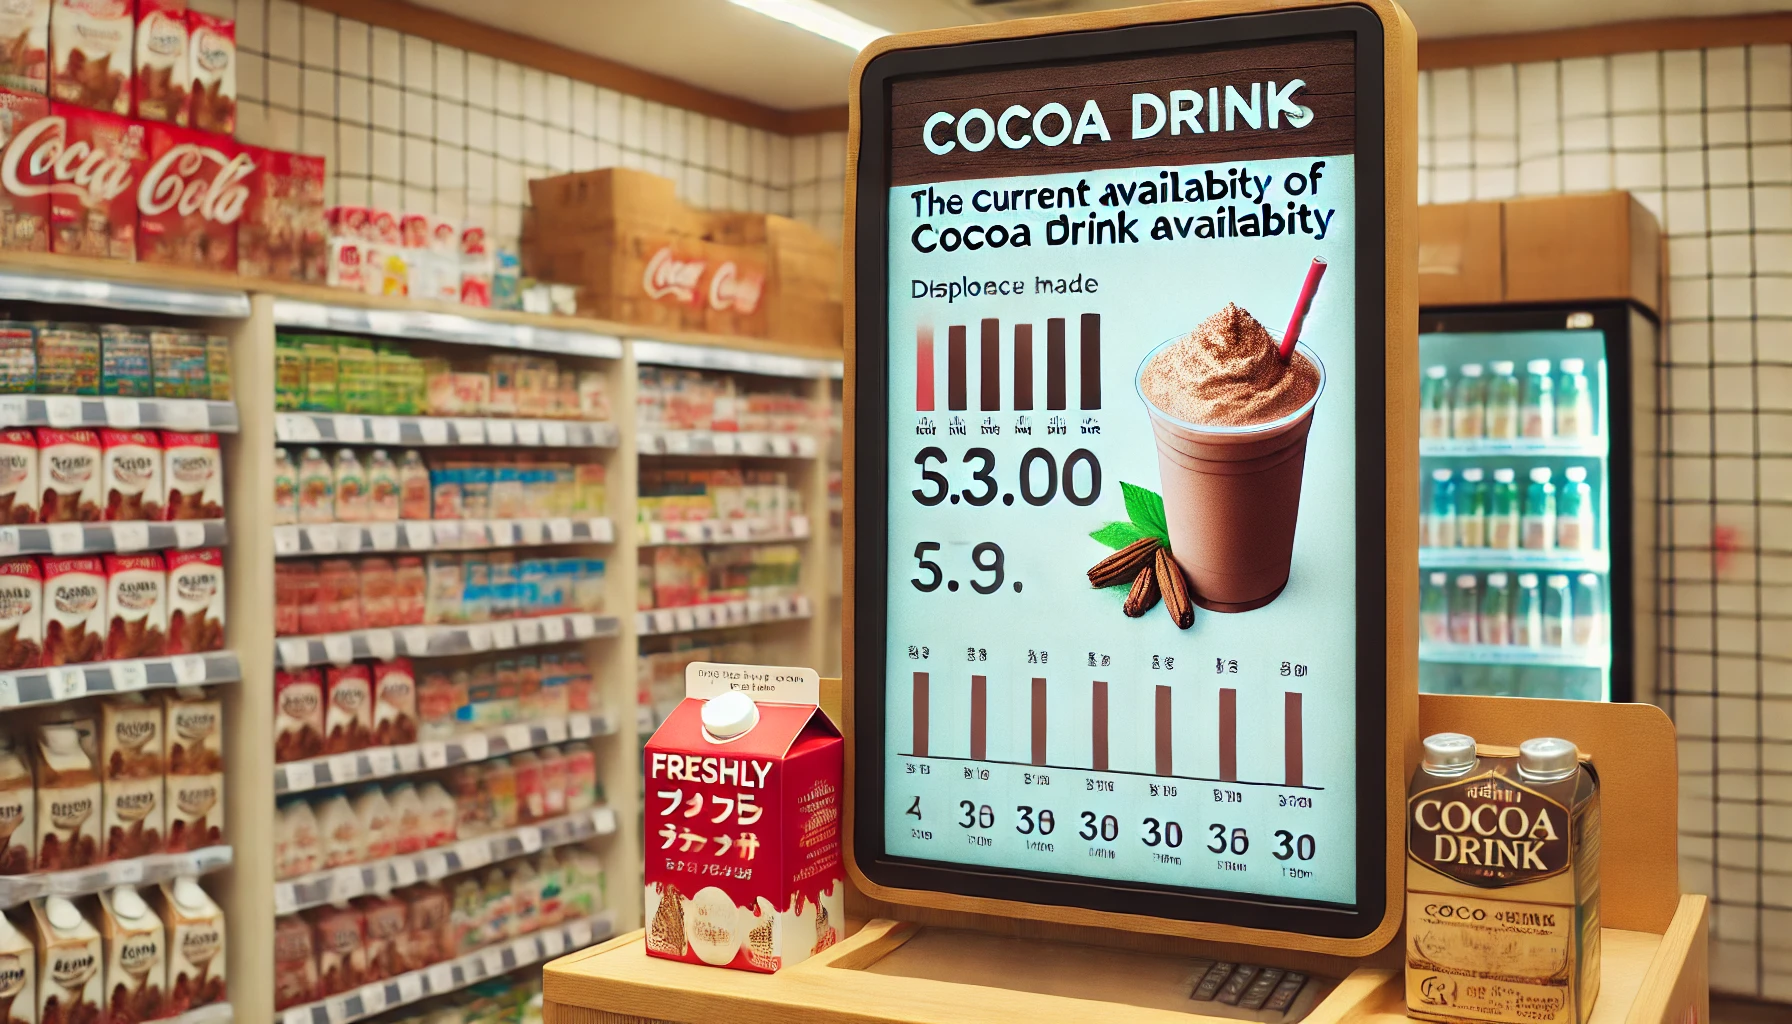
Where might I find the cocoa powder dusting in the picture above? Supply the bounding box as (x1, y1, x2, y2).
(1141, 303, 1319, 427)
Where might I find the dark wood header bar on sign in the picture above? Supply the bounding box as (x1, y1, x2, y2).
(890, 38, 1354, 186)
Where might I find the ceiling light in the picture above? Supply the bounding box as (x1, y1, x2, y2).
(727, 0, 888, 50)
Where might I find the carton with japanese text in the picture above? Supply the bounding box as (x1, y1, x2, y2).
(643, 662, 841, 973)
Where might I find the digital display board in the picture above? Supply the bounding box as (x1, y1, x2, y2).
(850, 6, 1401, 940)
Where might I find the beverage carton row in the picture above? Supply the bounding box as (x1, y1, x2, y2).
(324, 207, 506, 308)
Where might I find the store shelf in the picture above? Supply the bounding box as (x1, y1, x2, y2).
(279, 912, 614, 1024)
(638, 429, 820, 458)
(1419, 437, 1604, 457)
(0, 650, 240, 708)
(635, 595, 813, 636)
(0, 265, 250, 317)
(275, 517, 614, 558)
(275, 712, 618, 794)
(632, 339, 842, 380)
(0, 395, 239, 432)
(639, 515, 810, 547)
(274, 613, 620, 667)
(274, 808, 618, 914)
(1419, 643, 1609, 668)
(0, 845, 232, 908)
(275, 412, 617, 448)
(1419, 548, 1610, 573)
(0, 519, 225, 556)
(273, 299, 625, 359)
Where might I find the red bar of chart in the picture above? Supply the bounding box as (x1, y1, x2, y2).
(916, 327, 935, 412)
(1091, 680, 1108, 771)
(1219, 688, 1238, 782)
(1285, 692, 1303, 787)
(911, 316, 1102, 411)
(1031, 678, 1047, 765)
(912, 672, 929, 756)
(970, 674, 987, 760)
(948, 326, 967, 410)
(1155, 685, 1172, 776)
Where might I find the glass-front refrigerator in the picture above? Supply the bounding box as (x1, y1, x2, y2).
(1417, 303, 1657, 702)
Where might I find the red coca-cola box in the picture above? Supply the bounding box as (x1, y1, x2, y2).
(240, 146, 324, 281)
(644, 663, 843, 974)
(137, 119, 254, 270)
(0, 87, 50, 252)
(47, 102, 145, 259)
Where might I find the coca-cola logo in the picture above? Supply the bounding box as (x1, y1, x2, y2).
(138, 143, 254, 225)
(641, 245, 705, 305)
(2, 116, 138, 204)
(708, 260, 764, 314)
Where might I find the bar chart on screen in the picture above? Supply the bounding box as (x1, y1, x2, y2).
(904, 670, 1315, 791)
(915, 315, 1102, 413)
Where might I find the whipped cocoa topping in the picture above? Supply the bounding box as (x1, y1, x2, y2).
(1141, 303, 1319, 427)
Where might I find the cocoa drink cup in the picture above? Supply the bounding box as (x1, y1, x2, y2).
(1136, 332, 1324, 613)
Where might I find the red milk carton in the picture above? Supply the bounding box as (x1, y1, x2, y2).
(136, 120, 252, 270)
(45, 102, 144, 259)
(643, 662, 842, 973)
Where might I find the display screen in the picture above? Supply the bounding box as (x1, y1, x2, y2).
(853, 10, 1389, 931)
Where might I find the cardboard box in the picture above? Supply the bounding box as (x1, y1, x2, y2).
(100, 694, 164, 860)
(136, 121, 252, 271)
(1502, 192, 1661, 314)
(47, 103, 144, 260)
(1417, 201, 1503, 307)
(0, 88, 50, 252)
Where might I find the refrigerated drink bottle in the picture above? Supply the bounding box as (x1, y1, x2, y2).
(1557, 466, 1594, 551)
(1449, 574, 1480, 645)
(1573, 573, 1603, 647)
(1479, 572, 1511, 646)
(1543, 574, 1572, 646)
(1452, 364, 1486, 439)
(1556, 357, 1593, 439)
(1456, 468, 1486, 548)
(1513, 573, 1543, 648)
(1488, 468, 1519, 550)
(1421, 572, 1451, 643)
(1521, 358, 1554, 438)
(1485, 360, 1520, 439)
(1426, 469, 1456, 548)
(1420, 365, 1450, 439)
(1522, 467, 1555, 551)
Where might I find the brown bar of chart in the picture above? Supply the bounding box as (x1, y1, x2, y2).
(916, 315, 1101, 412)
(1080, 313, 1101, 410)
(1219, 688, 1238, 782)
(1031, 678, 1047, 765)
(1013, 324, 1033, 411)
(1285, 692, 1303, 788)
(970, 675, 987, 761)
(981, 319, 1000, 411)
(1091, 681, 1108, 771)
(1155, 685, 1172, 776)
(912, 672, 929, 757)
(947, 325, 967, 410)
(1046, 318, 1067, 410)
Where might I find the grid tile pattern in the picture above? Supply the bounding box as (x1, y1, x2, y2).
(194, 0, 849, 250)
(1421, 45, 1792, 1000)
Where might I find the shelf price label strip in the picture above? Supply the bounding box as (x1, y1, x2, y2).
(0, 396, 240, 433)
(270, 300, 624, 360)
(274, 518, 613, 558)
(279, 913, 615, 1024)
(276, 414, 618, 449)
(275, 714, 615, 793)
(637, 430, 821, 460)
(0, 845, 232, 909)
(0, 652, 238, 709)
(0, 520, 226, 557)
(635, 595, 813, 637)
(274, 615, 620, 668)
(274, 808, 618, 914)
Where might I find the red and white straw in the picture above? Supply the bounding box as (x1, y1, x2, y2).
(1279, 257, 1328, 361)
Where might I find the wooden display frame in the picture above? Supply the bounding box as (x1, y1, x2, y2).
(542, 694, 1706, 1024)
(839, 0, 1420, 956)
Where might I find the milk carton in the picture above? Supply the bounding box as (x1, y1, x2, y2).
(162, 688, 222, 852)
(153, 877, 223, 1012)
(32, 718, 98, 870)
(98, 885, 164, 1023)
(0, 738, 31, 875)
(643, 663, 843, 973)
(29, 896, 99, 1023)
(100, 695, 164, 859)
(0, 910, 33, 1024)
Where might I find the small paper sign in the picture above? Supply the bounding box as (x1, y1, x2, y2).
(110, 522, 149, 552)
(46, 523, 83, 554)
(174, 521, 206, 548)
(685, 661, 820, 705)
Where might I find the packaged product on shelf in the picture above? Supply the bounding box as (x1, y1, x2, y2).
(336, 341, 379, 414)
(34, 324, 99, 394)
(102, 552, 167, 660)
(510, 857, 539, 935)
(480, 865, 513, 942)
(274, 338, 305, 410)
(163, 687, 222, 850)
(447, 875, 484, 954)
(315, 791, 361, 870)
(0, 557, 42, 670)
(153, 877, 223, 1012)
(373, 658, 417, 746)
(325, 663, 373, 753)
(275, 797, 319, 879)
(486, 757, 518, 830)
(99, 325, 152, 396)
(164, 548, 223, 654)
(99, 694, 165, 860)
(275, 668, 325, 762)
(0, 325, 34, 392)
(511, 750, 544, 823)
(0, 91, 49, 254)
(297, 446, 332, 523)
(147, 330, 200, 398)
(563, 744, 597, 813)
(300, 341, 338, 412)
(203, 336, 229, 401)
(47, 105, 145, 259)
(272, 563, 302, 636)
(416, 780, 455, 848)
(0, 0, 46, 93)
(184, 10, 233, 134)
(359, 556, 394, 628)
(0, 908, 33, 1022)
(138, 122, 251, 271)
(537, 746, 567, 820)
(332, 448, 366, 521)
(325, 236, 364, 291)
(351, 785, 395, 861)
(272, 913, 317, 1010)
(100, 429, 163, 521)
(28, 895, 99, 1022)
(414, 669, 463, 742)
(358, 894, 405, 982)
(447, 766, 491, 839)
(161, 432, 222, 519)
(396, 883, 449, 972)
(394, 555, 425, 625)
(41, 556, 103, 664)
(273, 447, 297, 525)
(424, 554, 463, 625)
(0, 736, 34, 874)
(49, 0, 129, 112)
(0, 430, 35, 523)
(132, 0, 188, 125)
(307, 903, 365, 998)
(32, 716, 99, 870)
(366, 449, 399, 520)
(398, 450, 430, 519)
(98, 884, 165, 1024)
(319, 558, 359, 632)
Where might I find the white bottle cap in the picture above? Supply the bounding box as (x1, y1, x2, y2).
(1578, 572, 1600, 587)
(1518, 737, 1580, 781)
(1422, 733, 1477, 775)
(1529, 467, 1552, 483)
(701, 690, 759, 741)
(1518, 573, 1539, 587)
(1426, 365, 1447, 379)
(45, 896, 83, 931)
(1560, 358, 1584, 373)
(1460, 363, 1483, 377)
(110, 885, 148, 921)
(1527, 358, 1553, 374)
(1547, 574, 1570, 588)
(1489, 360, 1515, 375)
(1565, 466, 1587, 482)
(1461, 468, 1484, 482)
(1456, 574, 1477, 588)
(1429, 571, 1448, 586)
(1494, 468, 1515, 482)
(1488, 572, 1508, 586)
(173, 876, 209, 912)
(1432, 468, 1452, 482)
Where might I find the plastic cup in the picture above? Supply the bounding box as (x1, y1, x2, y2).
(1135, 335, 1325, 613)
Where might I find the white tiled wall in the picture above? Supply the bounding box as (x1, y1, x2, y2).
(1421, 45, 1792, 1000)
(197, 0, 848, 250)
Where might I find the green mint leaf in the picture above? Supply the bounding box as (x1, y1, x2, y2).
(1120, 481, 1168, 541)
(1089, 521, 1149, 551)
